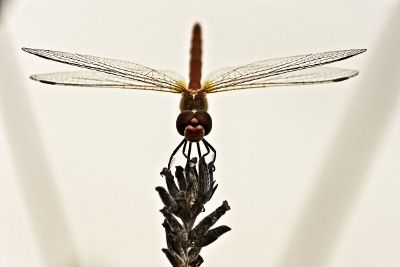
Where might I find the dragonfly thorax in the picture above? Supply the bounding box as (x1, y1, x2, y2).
(180, 92, 208, 112)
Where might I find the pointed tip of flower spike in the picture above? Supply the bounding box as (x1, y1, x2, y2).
(222, 200, 230, 211)
(160, 167, 170, 176)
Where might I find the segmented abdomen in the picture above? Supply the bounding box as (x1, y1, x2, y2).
(189, 23, 202, 90)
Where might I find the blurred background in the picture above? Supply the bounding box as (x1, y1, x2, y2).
(1, 0, 399, 266)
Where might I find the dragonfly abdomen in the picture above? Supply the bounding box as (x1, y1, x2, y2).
(188, 23, 202, 90)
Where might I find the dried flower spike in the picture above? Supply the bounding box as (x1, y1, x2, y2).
(157, 157, 231, 267)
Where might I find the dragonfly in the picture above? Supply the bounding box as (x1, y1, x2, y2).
(23, 23, 366, 169)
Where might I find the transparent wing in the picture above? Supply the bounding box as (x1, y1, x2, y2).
(205, 67, 359, 92)
(203, 49, 366, 92)
(22, 47, 186, 92)
(157, 70, 186, 83)
(30, 70, 184, 92)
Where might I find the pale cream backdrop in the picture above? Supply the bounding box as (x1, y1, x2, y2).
(1, 0, 399, 266)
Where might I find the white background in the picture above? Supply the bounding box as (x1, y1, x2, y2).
(1, 0, 400, 266)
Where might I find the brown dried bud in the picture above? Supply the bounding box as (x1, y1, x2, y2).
(188, 247, 202, 262)
(156, 186, 178, 212)
(193, 225, 231, 247)
(160, 209, 187, 243)
(190, 255, 204, 267)
(162, 248, 185, 267)
(175, 166, 187, 191)
(161, 167, 180, 197)
(189, 201, 230, 240)
(198, 157, 211, 195)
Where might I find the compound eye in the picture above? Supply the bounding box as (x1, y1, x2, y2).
(194, 111, 212, 135)
(176, 111, 194, 136)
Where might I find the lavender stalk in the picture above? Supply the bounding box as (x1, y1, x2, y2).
(157, 157, 231, 267)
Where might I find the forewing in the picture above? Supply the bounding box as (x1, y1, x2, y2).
(22, 47, 186, 92)
(203, 49, 366, 92)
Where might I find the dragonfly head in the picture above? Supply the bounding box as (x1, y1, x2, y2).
(176, 110, 212, 142)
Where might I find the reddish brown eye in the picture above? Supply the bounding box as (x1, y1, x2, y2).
(176, 111, 194, 136)
(194, 111, 212, 135)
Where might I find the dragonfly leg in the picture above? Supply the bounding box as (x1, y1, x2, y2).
(168, 139, 212, 170)
(201, 139, 211, 158)
(202, 139, 216, 167)
(182, 140, 188, 156)
(168, 139, 186, 170)
(182, 141, 193, 166)
(187, 142, 193, 160)
(196, 142, 202, 159)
